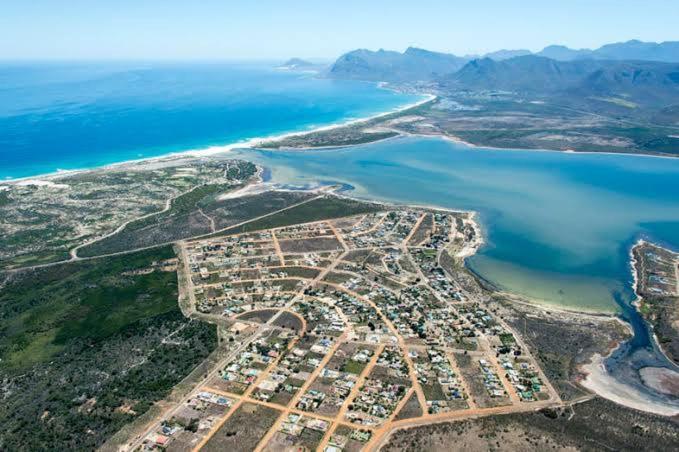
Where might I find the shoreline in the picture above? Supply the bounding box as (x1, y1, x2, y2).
(396, 131, 679, 161)
(0, 94, 435, 185)
(580, 352, 679, 417)
(577, 239, 679, 417)
(7, 91, 679, 185)
(628, 239, 679, 367)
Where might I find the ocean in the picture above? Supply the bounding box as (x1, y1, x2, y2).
(0, 61, 421, 180)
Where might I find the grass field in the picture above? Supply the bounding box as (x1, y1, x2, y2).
(78, 189, 314, 257)
(226, 195, 383, 234)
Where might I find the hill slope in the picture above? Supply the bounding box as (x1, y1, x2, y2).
(328, 47, 468, 81)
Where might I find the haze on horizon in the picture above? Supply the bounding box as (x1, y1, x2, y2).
(1, 0, 678, 61)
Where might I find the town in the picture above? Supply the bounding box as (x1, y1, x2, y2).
(130, 207, 560, 451)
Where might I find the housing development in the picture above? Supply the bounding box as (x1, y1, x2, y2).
(130, 207, 560, 451)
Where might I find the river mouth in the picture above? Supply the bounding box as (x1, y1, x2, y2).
(229, 134, 679, 409)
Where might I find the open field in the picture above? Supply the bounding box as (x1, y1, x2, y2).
(382, 397, 679, 451)
(0, 158, 257, 269)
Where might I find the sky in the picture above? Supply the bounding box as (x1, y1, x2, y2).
(1, 0, 678, 60)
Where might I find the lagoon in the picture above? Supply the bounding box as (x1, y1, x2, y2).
(232, 136, 679, 314)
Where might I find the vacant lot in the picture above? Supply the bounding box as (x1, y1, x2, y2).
(79, 189, 311, 257)
(202, 403, 281, 452)
(383, 397, 679, 452)
(279, 236, 343, 253)
(228, 195, 383, 234)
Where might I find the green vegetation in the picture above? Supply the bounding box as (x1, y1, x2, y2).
(258, 99, 435, 150)
(227, 195, 383, 234)
(0, 190, 10, 207)
(79, 189, 313, 257)
(341, 359, 367, 375)
(0, 247, 178, 371)
(634, 243, 679, 363)
(1, 159, 257, 269)
(499, 332, 516, 347)
(0, 247, 218, 450)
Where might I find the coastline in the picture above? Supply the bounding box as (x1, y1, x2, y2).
(404, 131, 679, 161)
(0, 94, 435, 185)
(7, 90, 679, 186)
(628, 239, 679, 367)
(580, 352, 679, 417)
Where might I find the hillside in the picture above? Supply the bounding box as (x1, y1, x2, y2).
(537, 39, 679, 62)
(445, 55, 608, 92)
(446, 55, 679, 104)
(326, 40, 679, 83)
(279, 58, 320, 70)
(328, 47, 468, 81)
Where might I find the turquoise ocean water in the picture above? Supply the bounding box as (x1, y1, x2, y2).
(0, 61, 421, 179)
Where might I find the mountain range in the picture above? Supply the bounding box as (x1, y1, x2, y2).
(444, 55, 679, 109)
(327, 40, 679, 83)
(328, 47, 468, 81)
(538, 40, 679, 62)
(323, 40, 679, 124)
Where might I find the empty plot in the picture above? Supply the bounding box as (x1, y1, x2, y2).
(202, 402, 281, 452)
(279, 236, 343, 253)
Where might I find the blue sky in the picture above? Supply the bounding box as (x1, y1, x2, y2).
(1, 0, 677, 60)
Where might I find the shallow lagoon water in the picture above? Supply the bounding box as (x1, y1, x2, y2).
(236, 136, 679, 408)
(234, 136, 679, 313)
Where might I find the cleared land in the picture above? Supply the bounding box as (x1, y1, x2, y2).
(202, 403, 281, 452)
(0, 158, 257, 269)
(382, 397, 679, 451)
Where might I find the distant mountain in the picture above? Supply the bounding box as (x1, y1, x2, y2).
(537, 40, 679, 63)
(279, 58, 320, 70)
(569, 60, 679, 105)
(537, 45, 593, 61)
(483, 49, 532, 61)
(328, 47, 468, 82)
(447, 55, 679, 107)
(328, 40, 679, 83)
(594, 40, 679, 62)
(326, 41, 679, 106)
(449, 55, 607, 92)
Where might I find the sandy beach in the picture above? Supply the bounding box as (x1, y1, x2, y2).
(0, 94, 435, 185)
(581, 353, 679, 416)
